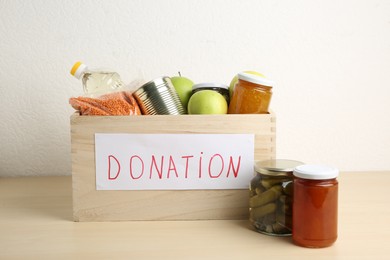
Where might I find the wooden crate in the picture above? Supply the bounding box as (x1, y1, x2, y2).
(71, 113, 276, 221)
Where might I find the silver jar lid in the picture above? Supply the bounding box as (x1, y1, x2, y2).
(192, 82, 228, 90)
(255, 159, 304, 176)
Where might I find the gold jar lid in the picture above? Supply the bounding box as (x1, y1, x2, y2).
(255, 159, 304, 176)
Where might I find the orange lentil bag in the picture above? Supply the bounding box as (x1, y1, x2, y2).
(69, 91, 141, 116)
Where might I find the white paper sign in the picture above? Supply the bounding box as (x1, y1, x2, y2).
(95, 134, 254, 190)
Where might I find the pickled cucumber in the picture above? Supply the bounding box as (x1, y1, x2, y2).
(279, 195, 292, 215)
(261, 178, 289, 189)
(250, 203, 276, 220)
(249, 185, 282, 208)
(255, 187, 264, 195)
(266, 222, 290, 234)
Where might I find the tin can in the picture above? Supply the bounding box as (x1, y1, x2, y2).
(133, 77, 185, 115)
(250, 159, 304, 236)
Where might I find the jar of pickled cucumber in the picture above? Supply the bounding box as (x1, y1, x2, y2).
(250, 159, 304, 236)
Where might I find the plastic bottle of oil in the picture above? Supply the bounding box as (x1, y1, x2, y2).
(70, 61, 126, 96)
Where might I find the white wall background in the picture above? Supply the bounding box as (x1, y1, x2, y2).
(0, 0, 389, 177)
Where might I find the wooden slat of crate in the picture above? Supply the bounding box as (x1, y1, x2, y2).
(71, 113, 276, 221)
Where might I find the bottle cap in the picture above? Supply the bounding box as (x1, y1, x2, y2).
(293, 164, 339, 180)
(70, 62, 88, 79)
(238, 72, 275, 87)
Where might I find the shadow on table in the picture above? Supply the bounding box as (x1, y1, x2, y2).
(232, 219, 293, 245)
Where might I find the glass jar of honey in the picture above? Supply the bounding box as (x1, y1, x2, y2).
(250, 159, 304, 236)
(228, 72, 274, 114)
(292, 165, 339, 248)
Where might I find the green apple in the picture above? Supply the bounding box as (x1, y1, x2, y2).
(187, 90, 228, 114)
(229, 71, 266, 98)
(171, 74, 194, 110)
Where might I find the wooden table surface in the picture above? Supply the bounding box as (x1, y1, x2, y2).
(1, 172, 389, 259)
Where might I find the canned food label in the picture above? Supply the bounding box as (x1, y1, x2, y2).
(95, 133, 254, 190)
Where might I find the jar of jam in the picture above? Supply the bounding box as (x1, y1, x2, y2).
(192, 82, 230, 104)
(228, 72, 274, 114)
(250, 159, 304, 236)
(292, 165, 339, 248)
